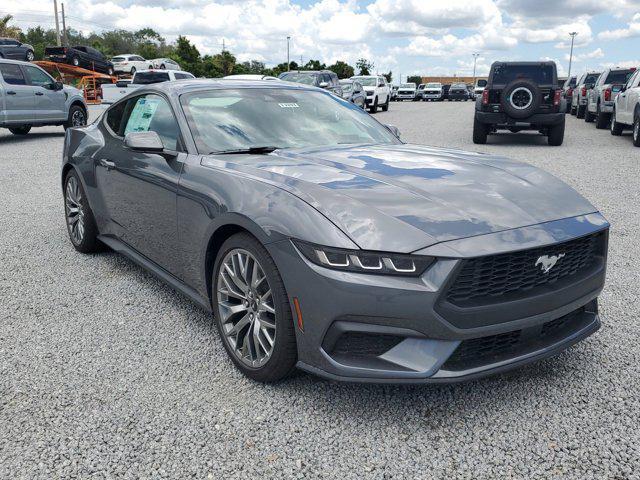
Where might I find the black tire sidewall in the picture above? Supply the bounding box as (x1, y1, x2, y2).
(501, 80, 541, 119)
(64, 170, 100, 253)
(9, 126, 31, 135)
(212, 233, 297, 382)
(65, 105, 86, 129)
(634, 117, 640, 147)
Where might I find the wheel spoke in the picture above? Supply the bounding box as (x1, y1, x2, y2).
(227, 313, 252, 336)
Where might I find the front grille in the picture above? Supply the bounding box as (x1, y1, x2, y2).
(331, 332, 403, 357)
(446, 232, 603, 307)
(442, 308, 587, 371)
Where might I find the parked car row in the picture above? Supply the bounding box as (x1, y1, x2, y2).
(278, 70, 391, 113)
(568, 66, 640, 146)
(101, 69, 195, 104)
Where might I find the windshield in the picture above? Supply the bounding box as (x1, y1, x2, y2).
(476, 79, 487, 87)
(351, 77, 377, 86)
(426, 83, 441, 88)
(133, 72, 170, 84)
(181, 88, 399, 154)
(605, 70, 634, 85)
(492, 65, 555, 84)
(400, 83, 415, 88)
(279, 73, 318, 85)
(340, 82, 353, 92)
(451, 83, 467, 89)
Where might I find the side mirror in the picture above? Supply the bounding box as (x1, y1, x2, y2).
(318, 81, 329, 88)
(51, 81, 64, 91)
(124, 131, 164, 152)
(385, 124, 401, 139)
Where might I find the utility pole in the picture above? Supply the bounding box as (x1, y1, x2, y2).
(472, 52, 480, 84)
(222, 39, 225, 52)
(286, 36, 291, 71)
(567, 32, 578, 79)
(53, 0, 61, 46)
(61, 3, 68, 46)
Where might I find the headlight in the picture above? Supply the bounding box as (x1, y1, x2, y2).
(292, 240, 434, 277)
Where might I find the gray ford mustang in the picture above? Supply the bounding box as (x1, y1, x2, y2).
(62, 79, 609, 383)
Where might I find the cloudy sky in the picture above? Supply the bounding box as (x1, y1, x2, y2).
(5, 0, 640, 80)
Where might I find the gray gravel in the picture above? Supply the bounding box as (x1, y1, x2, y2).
(1, 102, 639, 479)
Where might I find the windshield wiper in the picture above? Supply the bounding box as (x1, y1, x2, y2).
(210, 146, 280, 155)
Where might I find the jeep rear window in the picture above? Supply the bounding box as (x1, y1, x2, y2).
(605, 70, 633, 85)
(492, 65, 554, 85)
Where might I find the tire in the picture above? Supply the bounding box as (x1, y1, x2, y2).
(368, 97, 378, 113)
(212, 233, 297, 382)
(130, 67, 136, 75)
(584, 106, 595, 123)
(610, 110, 624, 136)
(570, 105, 577, 116)
(25, 50, 35, 62)
(501, 79, 541, 119)
(381, 95, 389, 112)
(63, 170, 101, 253)
(547, 117, 565, 146)
(160, 64, 166, 69)
(633, 115, 640, 147)
(576, 104, 586, 119)
(595, 103, 610, 129)
(9, 125, 31, 135)
(64, 105, 87, 130)
(473, 116, 488, 144)
(107, 67, 114, 76)
(72, 56, 80, 67)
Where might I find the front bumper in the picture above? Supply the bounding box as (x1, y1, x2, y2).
(424, 93, 443, 100)
(397, 94, 416, 100)
(268, 214, 609, 383)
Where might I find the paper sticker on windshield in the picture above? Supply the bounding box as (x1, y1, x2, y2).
(278, 102, 299, 108)
(124, 98, 160, 134)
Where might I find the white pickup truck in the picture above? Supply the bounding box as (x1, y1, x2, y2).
(101, 69, 195, 104)
(611, 68, 640, 146)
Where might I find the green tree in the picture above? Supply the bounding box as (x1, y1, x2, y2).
(383, 71, 392, 83)
(355, 58, 374, 76)
(327, 61, 354, 79)
(406, 75, 423, 86)
(174, 35, 202, 75)
(304, 59, 326, 70)
(0, 15, 21, 38)
(212, 50, 237, 76)
(20, 26, 57, 59)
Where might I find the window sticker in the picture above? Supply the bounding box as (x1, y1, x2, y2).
(125, 97, 160, 134)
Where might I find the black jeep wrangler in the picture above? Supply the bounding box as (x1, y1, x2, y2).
(473, 61, 566, 146)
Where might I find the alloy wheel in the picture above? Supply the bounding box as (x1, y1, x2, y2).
(217, 249, 276, 368)
(71, 110, 86, 127)
(634, 119, 639, 142)
(65, 176, 85, 245)
(26, 51, 34, 61)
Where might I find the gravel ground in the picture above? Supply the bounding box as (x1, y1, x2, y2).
(1, 102, 638, 479)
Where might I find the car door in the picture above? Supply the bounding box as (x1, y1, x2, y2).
(0, 62, 35, 123)
(619, 71, 639, 124)
(3, 39, 22, 60)
(95, 93, 185, 271)
(22, 64, 66, 122)
(377, 77, 387, 103)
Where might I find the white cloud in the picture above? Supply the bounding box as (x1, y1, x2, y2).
(564, 48, 605, 62)
(599, 13, 640, 40)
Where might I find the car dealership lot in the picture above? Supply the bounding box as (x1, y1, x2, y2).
(1, 102, 638, 478)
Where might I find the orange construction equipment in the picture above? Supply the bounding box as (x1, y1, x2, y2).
(34, 61, 117, 105)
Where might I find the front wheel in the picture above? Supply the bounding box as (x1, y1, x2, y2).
(64, 170, 101, 253)
(610, 111, 624, 136)
(213, 233, 297, 382)
(584, 106, 595, 123)
(107, 67, 114, 76)
(381, 95, 389, 112)
(473, 117, 488, 144)
(130, 67, 136, 75)
(72, 56, 80, 67)
(9, 125, 31, 135)
(633, 116, 640, 147)
(548, 117, 565, 146)
(368, 97, 378, 113)
(64, 105, 87, 130)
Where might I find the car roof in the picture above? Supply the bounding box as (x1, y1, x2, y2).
(0, 58, 32, 65)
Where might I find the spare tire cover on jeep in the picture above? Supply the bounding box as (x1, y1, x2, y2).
(501, 79, 541, 119)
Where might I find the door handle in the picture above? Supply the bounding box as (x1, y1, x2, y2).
(35, 92, 44, 96)
(6, 91, 16, 95)
(98, 158, 116, 170)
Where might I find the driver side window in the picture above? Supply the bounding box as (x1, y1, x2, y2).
(122, 94, 181, 151)
(24, 66, 54, 88)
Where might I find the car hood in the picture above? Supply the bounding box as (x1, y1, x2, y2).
(62, 84, 82, 96)
(201, 144, 597, 253)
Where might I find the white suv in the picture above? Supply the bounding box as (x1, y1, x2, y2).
(611, 68, 640, 146)
(351, 75, 390, 113)
(111, 54, 153, 75)
(151, 58, 181, 70)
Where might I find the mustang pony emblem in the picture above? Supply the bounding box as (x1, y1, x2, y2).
(535, 254, 565, 274)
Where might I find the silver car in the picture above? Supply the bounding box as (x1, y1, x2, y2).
(0, 59, 87, 135)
